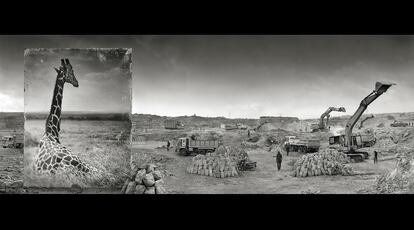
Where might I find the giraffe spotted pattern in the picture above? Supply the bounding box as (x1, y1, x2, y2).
(34, 58, 98, 177)
(35, 133, 96, 176)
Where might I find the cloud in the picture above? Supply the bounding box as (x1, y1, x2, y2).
(0, 92, 23, 112)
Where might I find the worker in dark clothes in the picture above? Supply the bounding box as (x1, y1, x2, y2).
(276, 151, 283, 171)
(167, 140, 170, 152)
(248, 129, 251, 138)
(374, 150, 378, 164)
(286, 143, 290, 156)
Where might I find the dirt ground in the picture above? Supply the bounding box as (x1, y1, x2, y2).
(132, 132, 399, 194)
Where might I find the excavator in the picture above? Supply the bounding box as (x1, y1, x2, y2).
(358, 114, 375, 129)
(329, 82, 395, 162)
(311, 107, 346, 132)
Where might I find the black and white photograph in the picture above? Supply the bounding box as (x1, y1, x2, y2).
(0, 35, 413, 194)
(24, 48, 132, 192)
(131, 35, 414, 194)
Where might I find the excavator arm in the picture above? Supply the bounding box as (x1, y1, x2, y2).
(345, 82, 395, 152)
(358, 114, 375, 129)
(319, 107, 346, 129)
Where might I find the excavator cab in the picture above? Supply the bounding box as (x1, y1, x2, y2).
(375, 82, 395, 94)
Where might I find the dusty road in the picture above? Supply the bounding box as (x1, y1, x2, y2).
(132, 141, 395, 194)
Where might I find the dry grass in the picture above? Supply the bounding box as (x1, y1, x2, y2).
(24, 119, 131, 189)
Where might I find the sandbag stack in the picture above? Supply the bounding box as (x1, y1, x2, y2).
(292, 148, 353, 177)
(122, 163, 167, 194)
(186, 152, 239, 178)
(223, 146, 252, 171)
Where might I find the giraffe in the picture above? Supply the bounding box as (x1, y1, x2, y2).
(34, 58, 97, 176)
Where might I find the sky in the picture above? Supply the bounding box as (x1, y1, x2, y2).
(0, 35, 413, 118)
(24, 48, 131, 113)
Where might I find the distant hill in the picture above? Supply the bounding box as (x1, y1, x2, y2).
(132, 112, 414, 131)
(26, 112, 131, 121)
(0, 112, 24, 130)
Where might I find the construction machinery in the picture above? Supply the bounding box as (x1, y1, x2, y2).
(329, 82, 395, 162)
(284, 136, 320, 153)
(358, 114, 375, 129)
(2, 134, 24, 148)
(311, 107, 346, 132)
(175, 137, 219, 156)
(225, 124, 238, 130)
(390, 120, 409, 127)
(225, 123, 247, 130)
(164, 120, 184, 129)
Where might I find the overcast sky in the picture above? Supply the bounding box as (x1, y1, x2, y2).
(24, 48, 131, 113)
(0, 35, 413, 118)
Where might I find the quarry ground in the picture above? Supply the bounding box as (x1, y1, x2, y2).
(132, 139, 396, 194)
(132, 113, 414, 194)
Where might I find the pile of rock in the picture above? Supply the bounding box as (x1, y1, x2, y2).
(292, 149, 353, 177)
(186, 152, 239, 178)
(375, 151, 414, 194)
(122, 163, 166, 194)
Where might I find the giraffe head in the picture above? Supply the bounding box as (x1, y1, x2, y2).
(54, 59, 79, 87)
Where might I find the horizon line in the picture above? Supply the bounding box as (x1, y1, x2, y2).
(132, 111, 414, 120)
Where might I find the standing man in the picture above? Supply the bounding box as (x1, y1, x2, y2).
(248, 129, 251, 138)
(167, 140, 170, 152)
(286, 143, 290, 156)
(374, 150, 378, 164)
(276, 151, 283, 171)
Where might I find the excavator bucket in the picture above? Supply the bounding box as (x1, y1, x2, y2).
(338, 107, 346, 112)
(375, 81, 395, 94)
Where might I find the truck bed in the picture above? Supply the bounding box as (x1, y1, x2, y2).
(189, 140, 219, 148)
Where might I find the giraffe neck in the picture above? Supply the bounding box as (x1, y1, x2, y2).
(45, 73, 65, 141)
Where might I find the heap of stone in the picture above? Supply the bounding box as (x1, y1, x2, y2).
(186, 152, 239, 178)
(375, 151, 414, 194)
(186, 146, 252, 178)
(122, 163, 166, 194)
(292, 148, 353, 177)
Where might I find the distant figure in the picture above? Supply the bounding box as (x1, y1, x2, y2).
(328, 126, 331, 131)
(374, 150, 378, 164)
(248, 129, 251, 138)
(286, 143, 290, 156)
(276, 151, 283, 171)
(167, 140, 170, 151)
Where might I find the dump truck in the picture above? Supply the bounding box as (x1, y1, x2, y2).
(236, 123, 248, 130)
(329, 82, 394, 162)
(284, 136, 320, 153)
(329, 133, 375, 149)
(175, 137, 219, 156)
(390, 120, 409, 127)
(2, 134, 24, 148)
(164, 120, 184, 129)
(225, 124, 238, 130)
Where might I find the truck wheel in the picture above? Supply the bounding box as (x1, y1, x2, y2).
(179, 149, 187, 156)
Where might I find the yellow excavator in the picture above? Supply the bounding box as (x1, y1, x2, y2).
(311, 107, 346, 132)
(329, 82, 395, 161)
